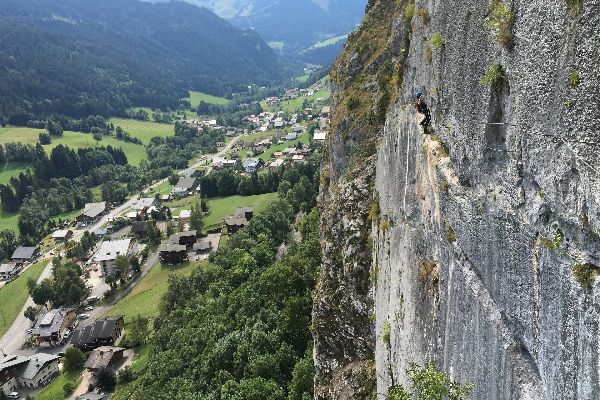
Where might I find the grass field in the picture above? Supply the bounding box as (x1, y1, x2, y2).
(295, 74, 310, 83)
(309, 34, 348, 49)
(103, 261, 203, 333)
(0, 127, 148, 166)
(0, 210, 18, 232)
(166, 192, 277, 229)
(151, 181, 174, 196)
(0, 162, 29, 184)
(35, 368, 83, 400)
(0, 162, 27, 184)
(205, 193, 278, 227)
(0, 259, 46, 337)
(188, 91, 230, 107)
(262, 86, 330, 113)
(108, 117, 173, 144)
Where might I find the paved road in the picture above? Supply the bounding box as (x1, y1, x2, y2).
(0, 257, 55, 354)
(0, 134, 245, 355)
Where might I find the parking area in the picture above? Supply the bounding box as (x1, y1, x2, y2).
(85, 264, 110, 300)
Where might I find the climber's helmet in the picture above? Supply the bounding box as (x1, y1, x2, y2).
(415, 91, 423, 99)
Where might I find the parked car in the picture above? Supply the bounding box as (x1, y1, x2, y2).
(7, 392, 19, 399)
(27, 328, 33, 334)
(86, 295, 100, 303)
(84, 306, 94, 311)
(78, 313, 90, 320)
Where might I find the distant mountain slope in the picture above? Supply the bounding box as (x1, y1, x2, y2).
(0, 0, 283, 120)
(146, 0, 367, 57)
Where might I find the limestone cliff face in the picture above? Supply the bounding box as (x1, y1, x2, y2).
(314, 0, 600, 399)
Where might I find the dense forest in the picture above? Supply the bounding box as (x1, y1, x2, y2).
(115, 158, 321, 399)
(0, 0, 284, 122)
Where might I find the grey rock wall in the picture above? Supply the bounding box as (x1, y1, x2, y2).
(374, 0, 600, 399)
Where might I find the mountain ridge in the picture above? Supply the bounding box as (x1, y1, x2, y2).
(0, 0, 283, 120)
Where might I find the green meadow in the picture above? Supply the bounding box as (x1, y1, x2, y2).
(188, 91, 230, 107)
(0, 162, 29, 184)
(0, 127, 148, 166)
(109, 117, 174, 144)
(0, 259, 47, 337)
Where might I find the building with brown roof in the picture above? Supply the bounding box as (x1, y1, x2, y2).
(84, 346, 125, 372)
(158, 243, 188, 264)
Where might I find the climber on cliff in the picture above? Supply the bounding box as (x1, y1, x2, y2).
(414, 91, 431, 134)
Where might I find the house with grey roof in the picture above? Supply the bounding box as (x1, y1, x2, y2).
(193, 239, 212, 255)
(224, 217, 249, 235)
(0, 353, 60, 393)
(133, 198, 158, 212)
(92, 239, 134, 276)
(71, 316, 124, 351)
(31, 308, 76, 345)
(11, 247, 39, 264)
(78, 202, 107, 224)
(172, 177, 198, 198)
(242, 158, 262, 173)
(0, 263, 21, 281)
(52, 229, 73, 243)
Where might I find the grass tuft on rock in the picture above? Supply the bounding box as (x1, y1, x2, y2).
(487, 0, 514, 48)
(573, 263, 598, 290)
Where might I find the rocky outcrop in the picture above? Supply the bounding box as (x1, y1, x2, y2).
(315, 0, 600, 398)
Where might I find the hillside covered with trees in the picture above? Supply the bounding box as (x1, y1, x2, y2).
(0, 0, 284, 123)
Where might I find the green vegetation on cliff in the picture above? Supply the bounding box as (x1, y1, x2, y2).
(329, 0, 413, 170)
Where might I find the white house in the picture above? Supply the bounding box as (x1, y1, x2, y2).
(0, 353, 59, 393)
(313, 131, 327, 142)
(93, 239, 134, 276)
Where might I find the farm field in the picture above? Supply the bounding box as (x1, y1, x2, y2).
(0, 127, 148, 166)
(188, 91, 230, 107)
(0, 259, 47, 337)
(108, 117, 173, 144)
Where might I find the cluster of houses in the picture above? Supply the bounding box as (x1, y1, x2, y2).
(158, 230, 218, 264)
(182, 118, 218, 129)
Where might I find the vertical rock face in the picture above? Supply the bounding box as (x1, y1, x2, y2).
(315, 0, 600, 399)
